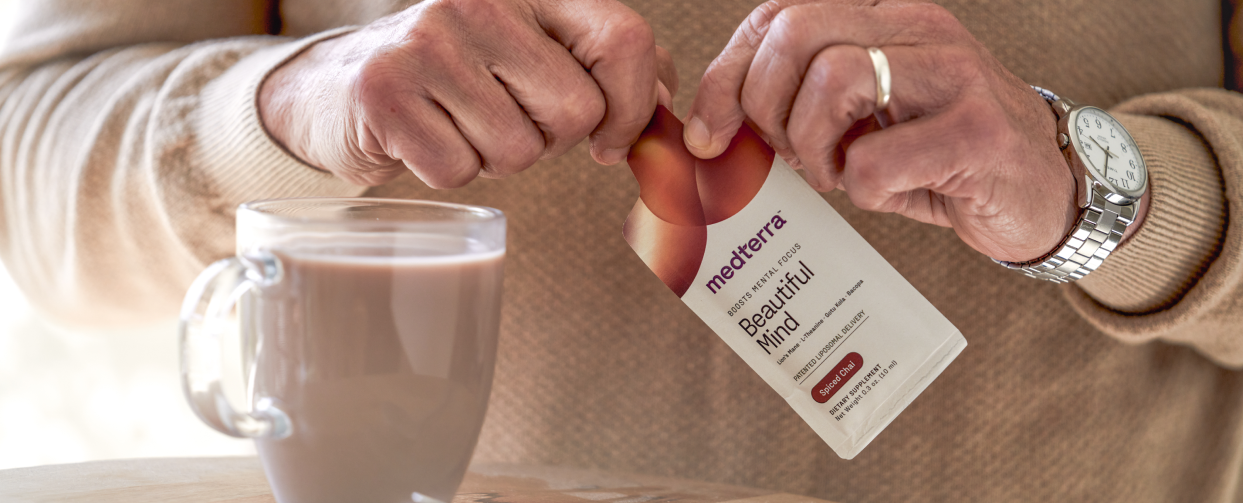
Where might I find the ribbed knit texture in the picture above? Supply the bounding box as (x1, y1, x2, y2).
(194, 27, 362, 212)
(1075, 112, 1226, 314)
(1, 0, 1242, 502)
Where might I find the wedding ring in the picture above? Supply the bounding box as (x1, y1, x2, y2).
(867, 47, 891, 111)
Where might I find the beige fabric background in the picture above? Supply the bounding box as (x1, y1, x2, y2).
(2, 0, 1243, 502)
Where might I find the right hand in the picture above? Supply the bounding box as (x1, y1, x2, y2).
(259, 0, 677, 188)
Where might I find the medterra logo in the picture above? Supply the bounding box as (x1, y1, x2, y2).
(705, 213, 788, 294)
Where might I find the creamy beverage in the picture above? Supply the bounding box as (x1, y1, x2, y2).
(244, 243, 504, 503)
(181, 199, 505, 503)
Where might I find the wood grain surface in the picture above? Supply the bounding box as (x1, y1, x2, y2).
(0, 457, 834, 503)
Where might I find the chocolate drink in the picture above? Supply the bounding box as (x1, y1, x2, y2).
(245, 240, 504, 503)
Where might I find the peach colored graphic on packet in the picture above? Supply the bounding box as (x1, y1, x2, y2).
(624, 106, 774, 297)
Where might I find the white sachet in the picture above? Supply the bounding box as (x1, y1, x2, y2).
(624, 106, 967, 459)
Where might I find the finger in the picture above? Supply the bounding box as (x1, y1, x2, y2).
(840, 111, 965, 221)
(423, 56, 548, 178)
(683, 0, 788, 159)
(358, 85, 483, 189)
(743, 3, 965, 151)
(785, 44, 877, 190)
(683, 0, 876, 158)
(485, 24, 607, 160)
(655, 45, 676, 109)
(843, 100, 1076, 261)
(537, 1, 661, 165)
(657, 81, 673, 109)
(787, 43, 968, 190)
(841, 94, 1033, 224)
(655, 45, 679, 98)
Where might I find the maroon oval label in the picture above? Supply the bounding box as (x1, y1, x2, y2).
(811, 352, 863, 403)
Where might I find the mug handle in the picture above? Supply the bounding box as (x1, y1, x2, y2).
(179, 252, 291, 439)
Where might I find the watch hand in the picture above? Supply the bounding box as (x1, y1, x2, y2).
(1088, 135, 1118, 159)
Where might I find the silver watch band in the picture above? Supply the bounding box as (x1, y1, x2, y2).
(995, 190, 1134, 283)
(993, 86, 1134, 283)
(1030, 85, 1059, 103)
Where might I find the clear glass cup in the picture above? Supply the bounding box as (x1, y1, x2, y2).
(179, 198, 505, 503)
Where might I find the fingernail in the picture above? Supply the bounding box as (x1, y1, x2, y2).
(600, 147, 629, 165)
(685, 116, 712, 152)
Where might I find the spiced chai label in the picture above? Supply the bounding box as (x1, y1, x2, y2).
(624, 106, 967, 459)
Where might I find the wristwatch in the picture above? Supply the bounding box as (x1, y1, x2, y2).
(995, 87, 1149, 283)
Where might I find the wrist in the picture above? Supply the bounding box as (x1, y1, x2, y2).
(257, 60, 296, 157)
(1118, 190, 1150, 245)
(996, 90, 1149, 283)
(258, 35, 348, 171)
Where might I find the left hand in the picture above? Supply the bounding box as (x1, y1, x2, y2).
(684, 0, 1146, 263)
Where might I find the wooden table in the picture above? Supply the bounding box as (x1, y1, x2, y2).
(0, 457, 834, 503)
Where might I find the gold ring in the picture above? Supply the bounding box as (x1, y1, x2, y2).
(867, 47, 891, 111)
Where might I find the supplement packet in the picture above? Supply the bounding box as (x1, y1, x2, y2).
(624, 106, 967, 459)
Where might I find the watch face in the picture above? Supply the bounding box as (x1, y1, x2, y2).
(1069, 107, 1148, 199)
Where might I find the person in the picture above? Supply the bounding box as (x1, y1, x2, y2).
(1, 0, 1240, 500)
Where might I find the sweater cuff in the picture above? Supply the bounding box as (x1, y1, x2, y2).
(1071, 113, 1226, 314)
(193, 26, 365, 207)
(1063, 91, 1241, 353)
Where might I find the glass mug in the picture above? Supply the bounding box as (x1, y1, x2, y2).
(179, 198, 505, 503)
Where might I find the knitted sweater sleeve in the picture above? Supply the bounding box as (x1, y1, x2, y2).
(1069, 89, 1243, 367)
(0, 0, 364, 325)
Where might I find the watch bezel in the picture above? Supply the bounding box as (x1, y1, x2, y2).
(1061, 106, 1148, 204)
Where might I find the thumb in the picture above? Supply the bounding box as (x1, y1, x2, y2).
(683, 52, 750, 159)
(683, 1, 795, 158)
(684, 0, 836, 159)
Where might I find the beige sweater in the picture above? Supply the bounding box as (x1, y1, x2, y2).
(2, 0, 1242, 501)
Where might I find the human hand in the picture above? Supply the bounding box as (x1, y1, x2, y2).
(260, 0, 677, 188)
(684, 0, 1147, 263)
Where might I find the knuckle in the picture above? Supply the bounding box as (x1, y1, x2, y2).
(806, 48, 872, 125)
(767, 9, 802, 42)
(406, 28, 467, 75)
(844, 146, 881, 189)
(596, 14, 655, 57)
(738, 1, 786, 49)
(417, 158, 479, 189)
(554, 88, 606, 140)
(333, 160, 402, 187)
(766, 4, 820, 46)
(739, 89, 778, 131)
(787, 129, 824, 167)
(787, 124, 811, 152)
(910, 3, 961, 33)
(845, 185, 884, 212)
(490, 131, 544, 175)
(399, 139, 480, 189)
(358, 165, 407, 187)
(353, 53, 406, 107)
(847, 186, 892, 213)
(976, 107, 1016, 147)
(939, 45, 984, 85)
(422, 0, 491, 25)
(805, 167, 838, 192)
(812, 48, 859, 96)
(601, 111, 652, 141)
(949, 97, 1003, 142)
(352, 62, 422, 134)
(353, 29, 460, 106)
